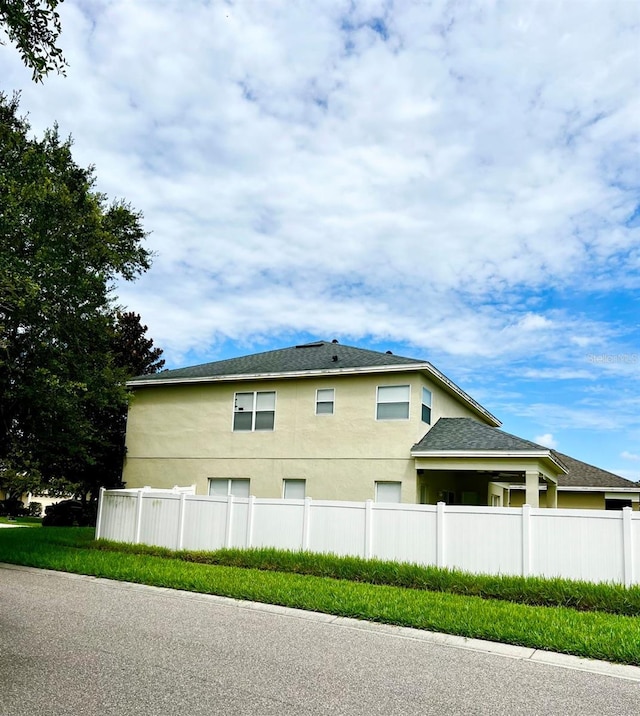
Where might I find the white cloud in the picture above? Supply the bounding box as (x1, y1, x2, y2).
(535, 433, 558, 449)
(621, 451, 640, 462)
(2, 0, 637, 363)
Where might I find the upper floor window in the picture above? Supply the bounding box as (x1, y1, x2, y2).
(422, 388, 432, 424)
(376, 385, 410, 420)
(316, 388, 335, 415)
(233, 391, 275, 431)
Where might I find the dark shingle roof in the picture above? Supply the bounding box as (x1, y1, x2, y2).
(412, 418, 638, 489)
(130, 341, 425, 382)
(550, 451, 638, 489)
(412, 418, 546, 452)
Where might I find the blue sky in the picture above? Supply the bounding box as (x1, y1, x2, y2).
(1, 0, 639, 479)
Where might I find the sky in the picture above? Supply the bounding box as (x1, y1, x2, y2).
(1, 0, 639, 480)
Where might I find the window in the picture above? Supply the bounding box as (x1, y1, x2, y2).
(375, 481, 402, 503)
(208, 478, 250, 498)
(376, 385, 410, 420)
(421, 388, 432, 424)
(233, 391, 275, 431)
(283, 479, 306, 499)
(315, 388, 334, 415)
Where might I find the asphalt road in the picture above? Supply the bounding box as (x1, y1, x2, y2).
(0, 564, 638, 716)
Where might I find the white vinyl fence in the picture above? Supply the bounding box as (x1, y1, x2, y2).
(96, 488, 640, 587)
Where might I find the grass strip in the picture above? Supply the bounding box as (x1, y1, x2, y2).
(84, 539, 640, 617)
(0, 527, 639, 665)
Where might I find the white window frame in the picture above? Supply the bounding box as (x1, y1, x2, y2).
(376, 385, 410, 420)
(375, 481, 402, 503)
(283, 479, 306, 499)
(233, 391, 276, 431)
(208, 478, 250, 498)
(421, 387, 432, 424)
(315, 388, 335, 415)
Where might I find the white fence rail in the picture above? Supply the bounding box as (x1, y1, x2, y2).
(95, 488, 640, 587)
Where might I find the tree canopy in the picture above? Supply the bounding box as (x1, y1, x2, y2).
(0, 92, 161, 500)
(0, 0, 66, 81)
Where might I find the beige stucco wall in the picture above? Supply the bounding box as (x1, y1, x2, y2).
(507, 489, 640, 510)
(123, 371, 483, 502)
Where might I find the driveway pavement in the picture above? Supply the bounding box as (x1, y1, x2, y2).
(0, 563, 638, 715)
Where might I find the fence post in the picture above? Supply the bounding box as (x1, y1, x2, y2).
(95, 487, 106, 540)
(522, 504, 531, 578)
(134, 489, 144, 544)
(225, 494, 234, 548)
(436, 502, 445, 568)
(176, 492, 187, 551)
(364, 500, 373, 559)
(622, 506, 634, 588)
(245, 495, 255, 548)
(302, 497, 312, 551)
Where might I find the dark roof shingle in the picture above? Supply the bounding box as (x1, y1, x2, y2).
(130, 341, 425, 382)
(412, 417, 545, 452)
(412, 418, 638, 489)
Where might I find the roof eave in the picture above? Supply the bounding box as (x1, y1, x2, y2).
(127, 363, 428, 387)
(411, 449, 567, 473)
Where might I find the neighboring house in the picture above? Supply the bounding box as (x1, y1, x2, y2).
(0, 489, 65, 515)
(123, 340, 640, 510)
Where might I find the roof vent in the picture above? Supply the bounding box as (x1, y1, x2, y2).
(386, 350, 393, 355)
(332, 339, 339, 344)
(332, 354, 339, 362)
(295, 341, 324, 349)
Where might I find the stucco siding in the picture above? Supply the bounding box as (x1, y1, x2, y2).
(123, 371, 478, 502)
(123, 456, 418, 502)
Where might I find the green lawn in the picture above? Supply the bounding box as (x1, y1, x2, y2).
(0, 516, 42, 526)
(1, 526, 639, 666)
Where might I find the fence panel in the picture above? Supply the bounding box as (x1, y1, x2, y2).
(444, 507, 524, 576)
(307, 502, 366, 557)
(371, 504, 438, 565)
(139, 494, 181, 549)
(98, 492, 138, 543)
(532, 509, 625, 584)
(251, 500, 305, 551)
(181, 496, 228, 551)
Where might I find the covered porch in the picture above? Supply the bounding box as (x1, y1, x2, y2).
(411, 418, 566, 508)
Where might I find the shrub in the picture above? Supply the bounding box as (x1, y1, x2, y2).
(42, 500, 97, 527)
(0, 498, 28, 517)
(27, 502, 43, 517)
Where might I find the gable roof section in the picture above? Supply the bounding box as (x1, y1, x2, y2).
(412, 418, 638, 490)
(550, 450, 638, 489)
(128, 341, 500, 426)
(412, 417, 547, 453)
(131, 341, 425, 381)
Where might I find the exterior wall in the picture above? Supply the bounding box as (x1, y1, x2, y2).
(123, 371, 483, 502)
(557, 492, 604, 509)
(508, 490, 628, 510)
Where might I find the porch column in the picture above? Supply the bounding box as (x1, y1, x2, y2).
(525, 470, 539, 508)
(546, 479, 558, 509)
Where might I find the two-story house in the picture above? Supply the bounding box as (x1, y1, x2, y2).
(123, 340, 640, 510)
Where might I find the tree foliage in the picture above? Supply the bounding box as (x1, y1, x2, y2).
(0, 0, 66, 81)
(0, 92, 159, 500)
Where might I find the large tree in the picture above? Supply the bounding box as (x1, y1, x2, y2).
(74, 311, 165, 500)
(0, 0, 66, 81)
(0, 92, 153, 499)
